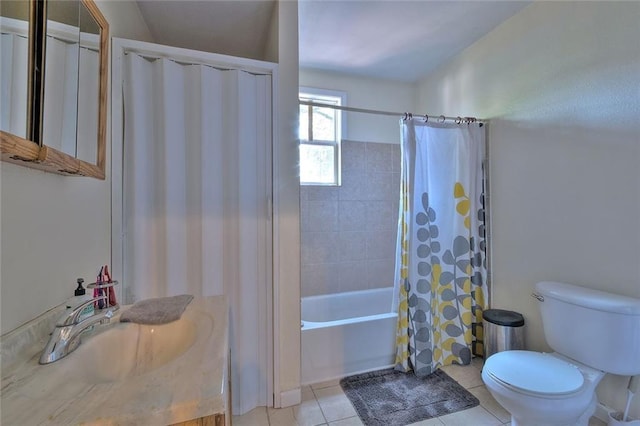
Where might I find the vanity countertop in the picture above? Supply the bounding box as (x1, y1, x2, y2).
(1, 295, 229, 425)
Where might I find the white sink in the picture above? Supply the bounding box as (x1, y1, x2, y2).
(72, 316, 199, 383)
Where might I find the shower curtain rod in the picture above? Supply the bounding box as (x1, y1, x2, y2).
(299, 100, 484, 125)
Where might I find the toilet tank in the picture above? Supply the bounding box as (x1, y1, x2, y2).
(535, 281, 640, 376)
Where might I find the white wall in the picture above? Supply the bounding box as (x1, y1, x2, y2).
(416, 1, 639, 417)
(300, 69, 415, 144)
(95, 0, 153, 42)
(0, 0, 152, 335)
(271, 0, 302, 407)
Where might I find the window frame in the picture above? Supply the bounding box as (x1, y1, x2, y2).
(299, 87, 346, 186)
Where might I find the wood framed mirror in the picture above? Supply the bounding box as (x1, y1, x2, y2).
(0, 0, 108, 179)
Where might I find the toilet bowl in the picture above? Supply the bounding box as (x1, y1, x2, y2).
(482, 351, 605, 426)
(481, 282, 640, 426)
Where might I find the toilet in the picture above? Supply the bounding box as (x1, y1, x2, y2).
(482, 281, 640, 426)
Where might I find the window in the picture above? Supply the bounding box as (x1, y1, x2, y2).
(299, 87, 346, 185)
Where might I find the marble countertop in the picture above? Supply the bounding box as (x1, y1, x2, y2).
(1, 295, 229, 425)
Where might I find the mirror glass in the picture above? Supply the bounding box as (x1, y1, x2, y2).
(76, 2, 99, 163)
(42, 0, 80, 156)
(0, 0, 107, 179)
(0, 0, 30, 139)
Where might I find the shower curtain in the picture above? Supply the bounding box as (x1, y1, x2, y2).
(122, 52, 272, 414)
(394, 119, 487, 377)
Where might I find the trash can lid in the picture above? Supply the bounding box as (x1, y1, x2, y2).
(483, 309, 525, 327)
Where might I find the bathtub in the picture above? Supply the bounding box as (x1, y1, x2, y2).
(301, 287, 397, 385)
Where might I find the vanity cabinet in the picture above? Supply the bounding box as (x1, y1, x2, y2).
(0, 296, 231, 425)
(171, 413, 227, 426)
(171, 354, 232, 426)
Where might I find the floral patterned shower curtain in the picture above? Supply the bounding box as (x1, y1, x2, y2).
(394, 119, 487, 377)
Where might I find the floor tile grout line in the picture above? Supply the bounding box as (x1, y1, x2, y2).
(309, 385, 328, 424)
(312, 386, 339, 425)
(323, 382, 363, 420)
(296, 388, 328, 425)
(318, 384, 362, 425)
(480, 404, 505, 424)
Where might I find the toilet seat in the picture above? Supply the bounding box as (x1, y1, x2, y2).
(484, 351, 584, 396)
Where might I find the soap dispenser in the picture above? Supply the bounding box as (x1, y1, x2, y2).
(67, 278, 94, 321)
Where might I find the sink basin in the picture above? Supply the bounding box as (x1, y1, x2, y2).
(72, 316, 198, 383)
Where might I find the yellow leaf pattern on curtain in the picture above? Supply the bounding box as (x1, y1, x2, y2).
(394, 119, 487, 377)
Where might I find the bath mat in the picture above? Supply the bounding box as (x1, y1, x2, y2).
(340, 368, 479, 426)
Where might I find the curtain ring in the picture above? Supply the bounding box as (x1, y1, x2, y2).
(455, 117, 462, 124)
(403, 112, 408, 121)
(424, 114, 429, 123)
(438, 115, 445, 123)
(408, 113, 413, 120)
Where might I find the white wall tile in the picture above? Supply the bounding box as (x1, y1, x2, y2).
(301, 185, 310, 201)
(302, 263, 340, 297)
(338, 171, 368, 201)
(366, 143, 392, 173)
(392, 144, 402, 173)
(306, 201, 339, 232)
(365, 201, 396, 230)
(302, 141, 399, 297)
(338, 201, 367, 232)
(339, 232, 367, 261)
(307, 186, 339, 201)
(364, 172, 395, 201)
(341, 141, 366, 173)
(302, 232, 340, 264)
(338, 261, 369, 292)
(366, 230, 396, 260)
(366, 259, 395, 288)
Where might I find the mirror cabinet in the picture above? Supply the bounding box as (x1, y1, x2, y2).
(0, 0, 108, 179)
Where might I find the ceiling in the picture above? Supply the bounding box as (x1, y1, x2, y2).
(135, 0, 531, 83)
(299, 0, 531, 82)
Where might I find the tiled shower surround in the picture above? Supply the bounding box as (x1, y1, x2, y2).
(300, 140, 401, 297)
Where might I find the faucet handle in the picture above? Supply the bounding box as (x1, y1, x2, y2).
(57, 296, 107, 327)
(99, 308, 115, 325)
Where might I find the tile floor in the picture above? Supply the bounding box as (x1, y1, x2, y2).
(233, 358, 607, 426)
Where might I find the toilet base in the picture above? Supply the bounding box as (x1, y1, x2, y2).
(506, 392, 596, 426)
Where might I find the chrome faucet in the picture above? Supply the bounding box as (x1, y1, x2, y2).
(39, 296, 119, 364)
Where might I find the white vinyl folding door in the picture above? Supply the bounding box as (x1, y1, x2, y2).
(113, 39, 274, 415)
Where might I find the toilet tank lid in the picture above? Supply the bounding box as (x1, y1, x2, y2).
(536, 281, 640, 315)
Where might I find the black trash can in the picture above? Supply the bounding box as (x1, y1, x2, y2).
(482, 309, 525, 359)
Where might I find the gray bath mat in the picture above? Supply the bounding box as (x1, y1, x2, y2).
(340, 368, 479, 426)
